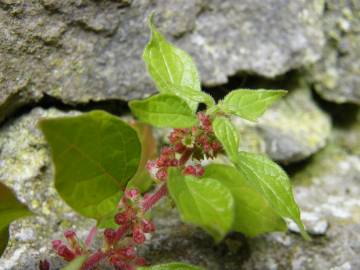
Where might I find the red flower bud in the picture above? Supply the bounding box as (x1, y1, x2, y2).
(64, 230, 76, 239)
(161, 147, 173, 156)
(132, 226, 145, 244)
(156, 158, 166, 167)
(170, 159, 179, 167)
(142, 219, 155, 233)
(174, 143, 186, 153)
(115, 212, 128, 225)
(146, 160, 156, 171)
(117, 246, 136, 260)
(184, 165, 196, 176)
(52, 240, 62, 251)
(57, 245, 76, 261)
(211, 141, 222, 152)
(104, 228, 116, 245)
(125, 188, 140, 200)
(195, 164, 205, 176)
(156, 168, 168, 181)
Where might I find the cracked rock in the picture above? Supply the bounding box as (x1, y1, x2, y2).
(0, 0, 325, 122)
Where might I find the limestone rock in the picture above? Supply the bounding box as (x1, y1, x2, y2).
(0, 108, 359, 270)
(0, 0, 325, 122)
(143, 145, 360, 270)
(256, 87, 331, 163)
(311, 0, 360, 104)
(0, 108, 94, 270)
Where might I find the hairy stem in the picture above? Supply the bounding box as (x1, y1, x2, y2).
(81, 250, 105, 270)
(114, 224, 129, 242)
(85, 226, 97, 248)
(142, 184, 168, 213)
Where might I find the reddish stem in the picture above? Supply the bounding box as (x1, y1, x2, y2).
(85, 226, 97, 248)
(142, 184, 168, 213)
(114, 224, 129, 242)
(81, 250, 105, 270)
(179, 148, 192, 165)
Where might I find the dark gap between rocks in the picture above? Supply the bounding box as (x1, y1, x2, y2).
(0, 93, 130, 129)
(312, 89, 359, 128)
(203, 70, 300, 101)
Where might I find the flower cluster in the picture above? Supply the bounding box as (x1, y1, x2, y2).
(50, 189, 153, 270)
(52, 230, 85, 262)
(146, 112, 222, 181)
(45, 112, 222, 270)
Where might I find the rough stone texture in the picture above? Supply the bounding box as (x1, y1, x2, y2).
(144, 145, 360, 270)
(256, 86, 331, 163)
(332, 109, 360, 155)
(311, 0, 360, 104)
(231, 86, 332, 164)
(0, 0, 359, 269)
(0, 108, 95, 270)
(0, 0, 325, 122)
(1, 108, 360, 270)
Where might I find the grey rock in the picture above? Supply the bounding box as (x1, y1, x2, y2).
(144, 144, 360, 270)
(292, 145, 360, 227)
(242, 224, 360, 270)
(0, 0, 325, 122)
(311, 0, 360, 104)
(332, 108, 360, 156)
(230, 85, 332, 164)
(1, 107, 360, 270)
(0, 108, 95, 270)
(256, 87, 331, 163)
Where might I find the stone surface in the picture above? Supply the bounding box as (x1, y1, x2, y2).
(256, 87, 331, 163)
(143, 145, 360, 270)
(0, 0, 325, 122)
(292, 145, 360, 228)
(1, 107, 360, 270)
(0, 108, 95, 270)
(232, 86, 332, 164)
(311, 0, 360, 104)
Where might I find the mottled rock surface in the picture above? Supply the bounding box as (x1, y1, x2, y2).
(256, 87, 331, 163)
(0, 0, 325, 121)
(1, 0, 359, 269)
(231, 86, 331, 164)
(1, 107, 360, 270)
(0, 108, 95, 270)
(311, 0, 360, 104)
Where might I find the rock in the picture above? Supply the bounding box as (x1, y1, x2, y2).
(0, 0, 325, 122)
(227, 85, 332, 164)
(242, 224, 360, 270)
(311, 0, 360, 104)
(256, 86, 331, 163)
(1, 107, 359, 270)
(332, 108, 360, 156)
(292, 145, 360, 227)
(0, 108, 95, 270)
(143, 144, 360, 270)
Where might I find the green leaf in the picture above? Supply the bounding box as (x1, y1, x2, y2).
(163, 84, 215, 110)
(129, 94, 198, 128)
(234, 152, 309, 239)
(204, 164, 286, 237)
(61, 256, 87, 270)
(127, 122, 158, 193)
(167, 168, 234, 242)
(143, 16, 201, 112)
(39, 111, 141, 227)
(0, 182, 32, 256)
(220, 89, 287, 121)
(212, 117, 239, 160)
(138, 262, 203, 270)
